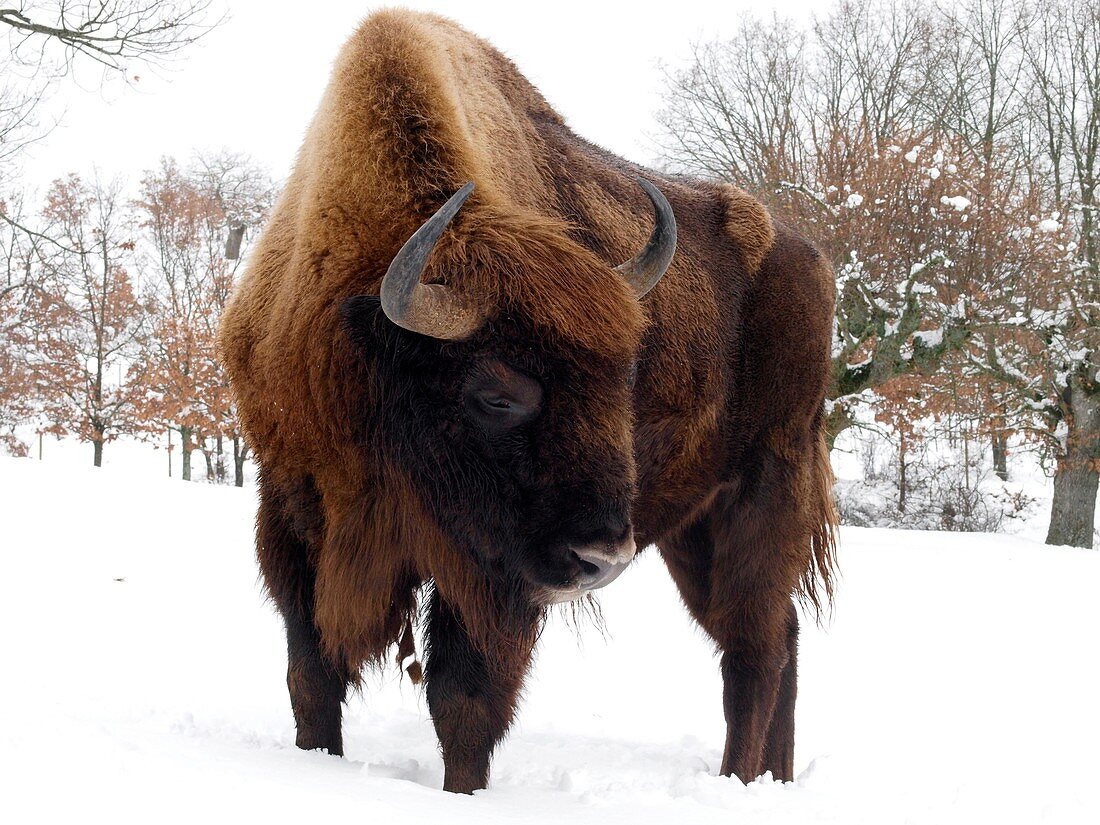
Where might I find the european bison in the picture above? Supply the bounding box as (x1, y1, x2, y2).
(219, 10, 836, 794)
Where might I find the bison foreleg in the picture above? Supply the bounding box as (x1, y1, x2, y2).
(256, 477, 351, 756)
(285, 614, 351, 755)
(423, 588, 536, 793)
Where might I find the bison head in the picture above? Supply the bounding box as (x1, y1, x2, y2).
(343, 180, 675, 605)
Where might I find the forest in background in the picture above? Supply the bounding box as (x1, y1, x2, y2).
(1, 154, 272, 484)
(0, 2, 272, 485)
(2, 0, 1099, 547)
(655, 0, 1100, 547)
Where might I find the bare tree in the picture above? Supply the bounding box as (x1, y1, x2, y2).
(811, 0, 950, 150)
(655, 15, 808, 189)
(0, 72, 47, 182)
(1, 2, 215, 72)
(0, 2, 218, 174)
(933, 0, 1033, 479)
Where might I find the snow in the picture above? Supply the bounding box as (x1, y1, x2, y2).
(2, 456, 1098, 824)
(1037, 218, 1061, 233)
(844, 193, 864, 209)
(941, 195, 972, 211)
(912, 327, 944, 347)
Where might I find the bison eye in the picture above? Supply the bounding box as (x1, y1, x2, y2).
(464, 359, 543, 432)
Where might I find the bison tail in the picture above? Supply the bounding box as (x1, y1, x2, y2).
(799, 431, 839, 622)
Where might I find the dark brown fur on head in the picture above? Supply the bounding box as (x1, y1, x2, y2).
(339, 228, 643, 580)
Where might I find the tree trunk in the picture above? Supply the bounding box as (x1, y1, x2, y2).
(180, 425, 193, 482)
(93, 438, 103, 467)
(992, 433, 1008, 481)
(898, 431, 907, 513)
(825, 402, 853, 451)
(1046, 454, 1099, 548)
(963, 432, 971, 492)
(1046, 381, 1100, 549)
(232, 434, 248, 488)
(215, 433, 226, 484)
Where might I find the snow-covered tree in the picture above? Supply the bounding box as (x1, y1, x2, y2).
(656, 0, 1100, 546)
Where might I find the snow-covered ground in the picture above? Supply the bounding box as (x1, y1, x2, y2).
(2, 455, 1098, 824)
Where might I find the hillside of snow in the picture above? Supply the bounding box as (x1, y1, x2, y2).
(1, 455, 1098, 824)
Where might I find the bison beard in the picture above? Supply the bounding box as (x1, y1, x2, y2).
(220, 10, 837, 794)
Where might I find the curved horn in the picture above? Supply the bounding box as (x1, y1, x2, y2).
(380, 181, 483, 340)
(616, 178, 677, 298)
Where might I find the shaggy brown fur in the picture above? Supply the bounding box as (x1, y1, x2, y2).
(219, 10, 837, 794)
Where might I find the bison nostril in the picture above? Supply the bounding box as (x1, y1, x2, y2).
(569, 549, 603, 578)
(567, 545, 630, 593)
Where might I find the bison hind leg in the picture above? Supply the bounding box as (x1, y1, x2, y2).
(760, 600, 799, 782)
(659, 480, 808, 784)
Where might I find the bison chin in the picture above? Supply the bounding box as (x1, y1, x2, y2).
(538, 530, 638, 605)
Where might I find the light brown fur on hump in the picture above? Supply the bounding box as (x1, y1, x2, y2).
(312, 10, 561, 224)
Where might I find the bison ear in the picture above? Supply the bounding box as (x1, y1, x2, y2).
(341, 295, 383, 349)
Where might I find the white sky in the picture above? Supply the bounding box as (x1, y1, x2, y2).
(17, 0, 819, 193)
